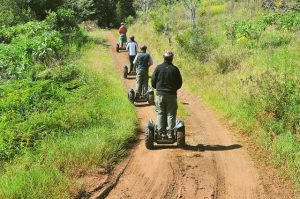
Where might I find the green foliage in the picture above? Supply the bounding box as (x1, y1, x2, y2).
(259, 30, 292, 48)
(225, 19, 266, 44)
(45, 8, 79, 34)
(153, 18, 166, 33)
(125, 15, 135, 26)
(0, 28, 63, 79)
(175, 28, 217, 62)
(0, 65, 84, 162)
(0, 166, 70, 199)
(225, 11, 300, 46)
(277, 11, 300, 31)
(116, 0, 136, 24)
(0, 0, 32, 26)
(0, 34, 137, 198)
(214, 48, 242, 74)
(0, 8, 85, 79)
(248, 71, 300, 136)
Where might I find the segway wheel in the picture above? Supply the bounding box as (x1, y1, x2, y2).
(123, 66, 128, 79)
(177, 127, 185, 148)
(145, 126, 154, 149)
(128, 88, 135, 104)
(148, 92, 155, 105)
(116, 44, 120, 52)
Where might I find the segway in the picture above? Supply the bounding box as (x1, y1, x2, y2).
(116, 34, 127, 52)
(128, 87, 155, 105)
(123, 65, 136, 79)
(145, 120, 185, 149)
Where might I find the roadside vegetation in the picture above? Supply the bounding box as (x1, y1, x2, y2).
(129, 0, 300, 187)
(0, 0, 137, 197)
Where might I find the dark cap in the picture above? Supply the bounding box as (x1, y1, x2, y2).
(140, 45, 147, 51)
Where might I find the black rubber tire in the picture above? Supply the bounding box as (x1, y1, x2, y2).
(148, 92, 155, 105)
(177, 127, 185, 148)
(116, 44, 119, 52)
(128, 89, 135, 104)
(145, 127, 154, 149)
(123, 66, 128, 79)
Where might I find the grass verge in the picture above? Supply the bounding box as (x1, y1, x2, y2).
(0, 30, 137, 199)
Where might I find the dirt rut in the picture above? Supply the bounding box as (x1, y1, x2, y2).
(89, 32, 290, 199)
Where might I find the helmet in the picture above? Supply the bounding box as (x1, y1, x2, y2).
(163, 51, 174, 61)
(121, 22, 124, 25)
(129, 35, 135, 40)
(140, 45, 147, 51)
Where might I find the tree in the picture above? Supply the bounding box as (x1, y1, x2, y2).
(27, 0, 65, 20)
(116, 0, 136, 24)
(133, 0, 156, 12)
(181, 0, 200, 28)
(0, 0, 32, 26)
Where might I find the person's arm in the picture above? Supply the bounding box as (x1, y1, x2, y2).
(135, 43, 138, 54)
(133, 53, 139, 65)
(148, 55, 153, 67)
(176, 68, 183, 90)
(151, 67, 158, 89)
(126, 42, 130, 51)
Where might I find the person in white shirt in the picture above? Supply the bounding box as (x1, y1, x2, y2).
(126, 36, 138, 73)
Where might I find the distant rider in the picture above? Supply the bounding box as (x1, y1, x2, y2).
(151, 51, 182, 138)
(118, 22, 127, 47)
(118, 22, 127, 35)
(133, 45, 153, 98)
(126, 36, 138, 73)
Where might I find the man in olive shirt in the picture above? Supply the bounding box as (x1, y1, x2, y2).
(151, 51, 182, 137)
(133, 45, 153, 97)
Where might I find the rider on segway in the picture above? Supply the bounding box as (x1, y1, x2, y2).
(151, 51, 182, 139)
(118, 22, 127, 48)
(126, 36, 138, 73)
(133, 45, 153, 98)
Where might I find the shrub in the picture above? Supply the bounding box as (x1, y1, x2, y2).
(258, 12, 278, 26)
(175, 28, 217, 62)
(225, 19, 266, 43)
(259, 30, 292, 48)
(248, 71, 300, 136)
(45, 8, 79, 34)
(0, 65, 85, 162)
(277, 11, 300, 31)
(214, 49, 242, 74)
(0, 29, 63, 79)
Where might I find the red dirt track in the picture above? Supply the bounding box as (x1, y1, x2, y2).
(87, 32, 296, 199)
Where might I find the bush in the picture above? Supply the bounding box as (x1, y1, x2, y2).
(45, 8, 79, 34)
(175, 28, 217, 62)
(0, 65, 85, 162)
(125, 15, 135, 26)
(0, 29, 63, 79)
(248, 71, 300, 136)
(277, 11, 300, 31)
(214, 49, 242, 74)
(225, 19, 266, 43)
(259, 30, 292, 48)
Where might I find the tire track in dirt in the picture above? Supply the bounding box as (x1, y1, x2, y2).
(90, 31, 286, 199)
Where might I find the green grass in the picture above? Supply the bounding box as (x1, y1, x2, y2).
(129, 1, 300, 189)
(0, 30, 137, 198)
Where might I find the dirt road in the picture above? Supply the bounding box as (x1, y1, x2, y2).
(88, 32, 293, 199)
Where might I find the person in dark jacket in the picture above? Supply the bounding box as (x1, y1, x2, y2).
(151, 51, 182, 137)
(133, 45, 153, 97)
